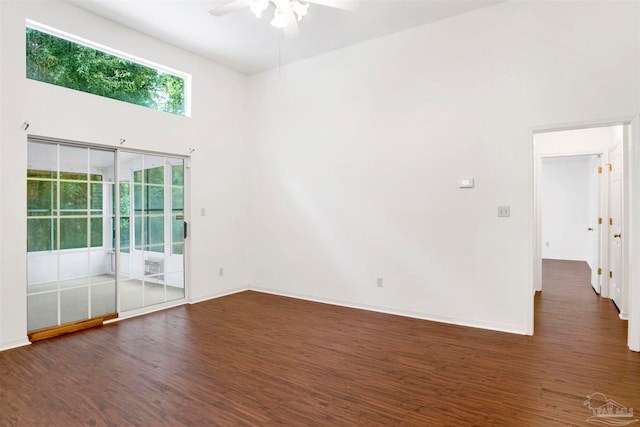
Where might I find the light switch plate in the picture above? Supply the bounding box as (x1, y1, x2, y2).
(459, 178, 474, 189)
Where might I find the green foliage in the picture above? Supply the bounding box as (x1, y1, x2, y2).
(26, 27, 185, 115)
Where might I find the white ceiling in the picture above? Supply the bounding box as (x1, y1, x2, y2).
(66, 0, 503, 75)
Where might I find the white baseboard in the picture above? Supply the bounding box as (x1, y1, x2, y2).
(108, 299, 189, 323)
(190, 286, 249, 304)
(1, 337, 31, 352)
(250, 286, 527, 335)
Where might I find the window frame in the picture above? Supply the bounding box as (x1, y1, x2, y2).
(27, 169, 106, 253)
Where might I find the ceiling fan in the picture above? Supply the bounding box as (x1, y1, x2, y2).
(209, 0, 358, 37)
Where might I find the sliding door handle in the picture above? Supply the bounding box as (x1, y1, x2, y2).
(184, 221, 188, 239)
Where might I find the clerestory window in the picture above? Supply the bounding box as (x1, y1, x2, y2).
(26, 21, 190, 116)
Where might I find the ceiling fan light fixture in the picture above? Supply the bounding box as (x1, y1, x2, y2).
(270, 7, 289, 28)
(291, 1, 309, 21)
(250, 0, 269, 18)
(211, 0, 347, 35)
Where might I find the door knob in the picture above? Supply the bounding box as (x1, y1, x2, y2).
(614, 233, 621, 238)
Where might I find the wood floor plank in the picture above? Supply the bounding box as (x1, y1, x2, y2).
(1, 259, 639, 426)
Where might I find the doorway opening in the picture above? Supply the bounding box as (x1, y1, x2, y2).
(532, 122, 631, 345)
(541, 154, 604, 294)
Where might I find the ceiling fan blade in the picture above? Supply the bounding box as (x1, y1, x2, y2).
(283, 18, 300, 38)
(305, 0, 358, 11)
(209, 0, 250, 16)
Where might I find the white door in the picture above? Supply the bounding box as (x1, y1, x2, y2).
(609, 143, 624, 314)
(587, 155, 602, 293)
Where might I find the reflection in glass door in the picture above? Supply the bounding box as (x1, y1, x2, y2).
(27, 142, 117, 332)
(118, 152, 185, 312)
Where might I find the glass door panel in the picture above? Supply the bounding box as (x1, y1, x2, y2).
(27, 141, 116, 332)
(118, 152, 185, 312)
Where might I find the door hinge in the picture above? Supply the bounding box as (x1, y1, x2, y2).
(597, 166, 602, 174)
(609, 163, 613, 172)
(598, 217, 603, 225)
(597, 268, 602, 275)
(609, 218, 613, 226)
(610, 271, 613, 279)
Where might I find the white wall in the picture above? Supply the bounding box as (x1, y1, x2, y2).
(541, 157, 591, 261)
(246, 1, 640, 334)
(0, 1, 249, 350)
(535, 126, 620, 155)
(1, 0, 639, 350)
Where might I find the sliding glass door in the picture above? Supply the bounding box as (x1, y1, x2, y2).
(118, 152, 185, 311)
(27, 140, 187, 333)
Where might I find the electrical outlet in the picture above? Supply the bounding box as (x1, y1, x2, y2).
(219, 267, 224, 276)
(377, 278, 383, 287)
(498, 206, 511, 217)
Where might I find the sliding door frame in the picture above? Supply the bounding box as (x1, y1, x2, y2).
(27, 135, 190, 330)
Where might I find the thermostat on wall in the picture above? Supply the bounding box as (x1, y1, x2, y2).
(458, 178, 475, 189)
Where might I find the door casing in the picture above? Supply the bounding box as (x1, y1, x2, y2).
(529, 117, 639, 352)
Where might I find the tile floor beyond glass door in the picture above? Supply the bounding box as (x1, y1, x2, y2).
(27, 274, 184, 331)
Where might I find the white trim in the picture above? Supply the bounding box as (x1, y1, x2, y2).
(25, 19, 192, 117)
(189, 286, 250, 304)
(28, 134, 191, 162)
(627, 116, 640, 351)
(530, 117, 632, 135)
(529, 116, 639, 351)
(0, 338, 31, 352)
(250, 286, 528, 335)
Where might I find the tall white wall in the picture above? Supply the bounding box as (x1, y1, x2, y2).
(246, 1, 640, 333)
(541, 157, 591, 261)
(1, 0, 639, 350)
(0, 1, 249, 350)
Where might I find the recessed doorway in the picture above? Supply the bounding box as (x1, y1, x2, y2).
(532, 122, 631, 342)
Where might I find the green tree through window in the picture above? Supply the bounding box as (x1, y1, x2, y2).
(26, 27, 186, 115)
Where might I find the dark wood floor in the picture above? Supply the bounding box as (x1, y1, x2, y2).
(1, 259, 638, 426)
